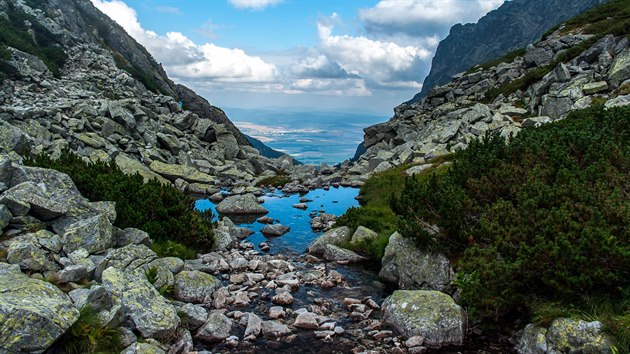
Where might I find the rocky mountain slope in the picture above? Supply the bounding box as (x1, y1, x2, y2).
(0, 0, 295, 191)
(411, 0, 609, 102)
(350, 8, 630, 177)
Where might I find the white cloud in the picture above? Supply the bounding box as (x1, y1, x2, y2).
(290, 78, 371, 96)
(228, 0, 283, 10)
(91, 0, 277, 82)
(359, 0, 505, 37)
(314, 21, 430, 88)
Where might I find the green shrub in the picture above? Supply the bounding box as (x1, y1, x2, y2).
(392, 106, 629, 321)
(25, 150, 214, 255)
(53, 305, 122, 354)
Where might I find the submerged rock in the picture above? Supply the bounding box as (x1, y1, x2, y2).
(261, 223, 291, 237)
(382, 290, 466, 348)
(0, 263, 79, 353)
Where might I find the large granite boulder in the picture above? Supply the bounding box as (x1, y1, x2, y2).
(173, 270, 221, 303)
(516, 318, 614, 354)
(307, 226, 352, 255)
(379, 232, 453, 291)
(195, 311, 233, 343)
(215, 194, 268, 215)
(323, 244, 367, 263)
(149, 160, 215, 184)
(102, 267, 180, 339)
(0, 181, 67, 220)
(63, 214, 115, 254)
(382, 290, 466, 348)
(0, 263, 79, 353)
(95, 244, 158, 280)
(5, 230, 61, 272)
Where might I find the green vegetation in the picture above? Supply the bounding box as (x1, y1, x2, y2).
(336, 155, 454, 259)
(255, 174, 291, 187)
(0, 2, 67, 78)
(390, 106, 629, 348)
(482, 0, 630, 102)
(25, 150, 214, 258)
(53, 305, 122, 354)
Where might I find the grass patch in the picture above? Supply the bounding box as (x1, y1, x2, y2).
(336, 156, 455, 259)
(52, 305, 123, 354)
(25, 149, 214, 257)
(392, 105, 629, 329)
(0, 2, 67, 77)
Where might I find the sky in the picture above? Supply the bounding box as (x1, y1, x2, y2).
(91, 0, 505, 116)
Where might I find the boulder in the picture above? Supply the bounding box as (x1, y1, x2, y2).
(5, 230, 60, 272)
(215, 194, 268, 215)
(95, 244, 158, 280)
(173, 270, 220, 303)
(120, 342, 166, 354)
(115, 227, 152, 247)
(244, 312, 263, 337)
(0, 263, 79, 353)
(261, 224, 291, 237)
(294, 312, 320, 329)
(102, 267, 180, 339)
(0, 182, 67, 220)
(380, 232, 453, 291)
(350, 226, 379, 244)
(405, 164, 433, 176)
(195, 311, 233, 342)
(608, 48, 630, 84)
(323, 244, 367, 263)
(149, 160, 214, 184)
(177, 303, 208, 331)
(115, 154, 169, 184)
(63, 214, 115, 254)
(307, 226, 352, 255)
(516, 318, 614, 354)
(261, 320, 292, 338)
(382, 290, 466, 348)
(582, 81, 608, 95)
(0, 204, 11, 230)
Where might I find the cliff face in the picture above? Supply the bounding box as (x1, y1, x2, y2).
(410, 0, 610, 103)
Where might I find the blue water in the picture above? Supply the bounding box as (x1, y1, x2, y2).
(195, 187, 360, 254)
(224, 108, 387, 164)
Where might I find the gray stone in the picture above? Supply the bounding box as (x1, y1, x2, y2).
(149, 160, 215, 184)
(604, 94, 630, 108)
(0, 263, 79, 353)
(405, 164, 433, 176)
(261, 224, 291, 237)
(351, 226, 379, 244)
(121, 342, 166, 354)
(541, 96, 573, 119)
(0, 182, 67, 220)
(116, 228, 152, 247)
(294, 312, 320, 329)
(522, 116, 552, 128)
(173, 270, 220, 303)
(5, 230, 60, 272)
(380, 232, 453, 291)
(261, 320, 292, 338)
(307, 226, 352, 255)
(582, 81, 608, 94)
(178, 303, 208, 330)
(215, 194, 268, 215)
(382, 290, 466, 348)
(195, 311, 233, 342)
(244, 312, 263, 337)
(57, 264, 88, 283)
(323, 244, 367, 263)
(609, 48, 630, 84)
(0, 204, 11, 230)
(102, 267, 179, 339)
(516, 318, 613, 354)
(63, 214, 115, 254)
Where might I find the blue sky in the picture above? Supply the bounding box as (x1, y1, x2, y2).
(92, 0, 505, 116)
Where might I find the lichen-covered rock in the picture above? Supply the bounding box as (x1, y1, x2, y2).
(116, 227, 152, 247)
(0, 262, 79, 353)
(63, 214, 115, 254)
(173, 270, 220, 303)
(323, 244, 367, 262)
(307, 226, 352, 255)
(177, 302, 208, 330)
(4, 230, 61, 272)
(609, 48, 630, 84)
(350, 226, 379, 244)
(102, 267, 180, 339)
(516, 318, 614, 354)
(149, 160, 215, 184)
(0, 181, 67, 220)
(120, 342, 167, 354)
(382, 290, 466, 348)
(215, 193, 268, 215)
(195, 311, 233, 342)
(115, 153, 169, 185)
(379, 232, 453, 291)
(0, 204, 11, 230)
(95, 244, 158, 280)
